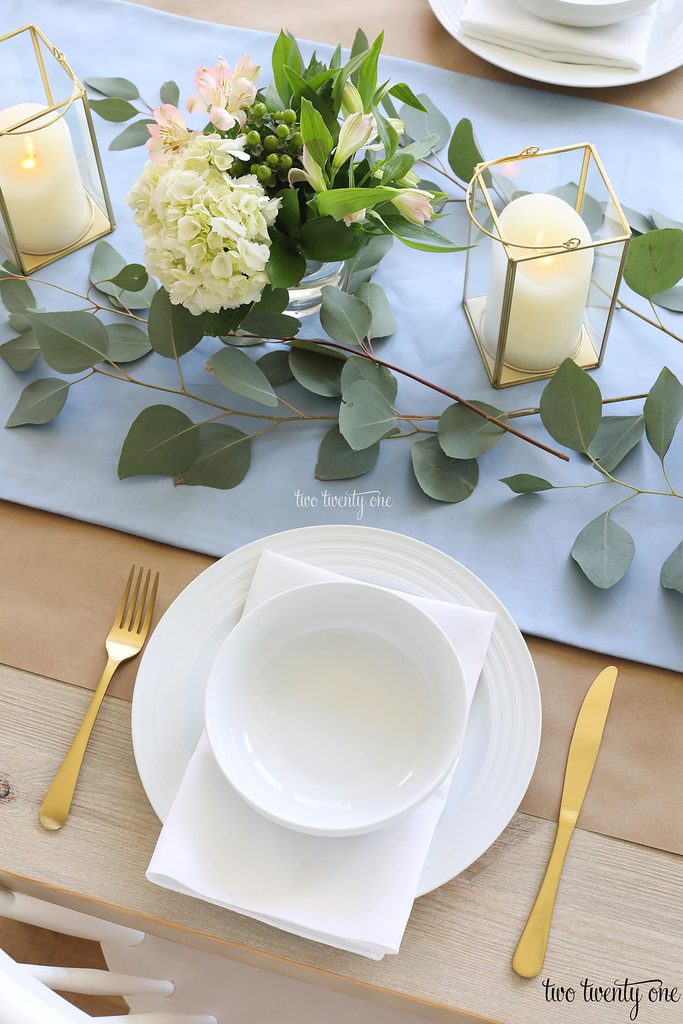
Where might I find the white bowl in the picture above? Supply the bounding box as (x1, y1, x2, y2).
(204, 580, 467, 837)
(516, 0, 657, 27)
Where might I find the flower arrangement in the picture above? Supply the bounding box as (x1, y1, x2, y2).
(125, 32, 456, 327)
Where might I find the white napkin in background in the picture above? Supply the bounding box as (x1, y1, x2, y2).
(147, 551, 495, 959)
(461, 0, 658, 71)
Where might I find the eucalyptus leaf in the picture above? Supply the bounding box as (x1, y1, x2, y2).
(206, 347, 279, 408)
(90, 240, 156, 308)
(118, 405, 199, 479)
(411, 436, 478, 503)
(399, 94, 450, 151)
(355, 282, 396, 338)
(623, 228, 683, 299)
(289, 348, 343, 397)
(339, 379, 397, 450)
(242, 308, 301, 339)
(548, 183, 604, 235)
(652, 284, 683, 312)
(661, 540, 683, 594)
(299, 216, 364, 261)
(109, 119, 154, 151)
(256, 350, 293, 386)
(148, 287, 204, 359)
(203, 306, 249, 337)
(86, 76, 139, 100)
(6, 377, 70, 427)
(89, 97, 139, 122)
(29, 311, 109, 373)
(177, 423, 251, 489)
(105, 324, 152, 363)
(447, 118, 484, 185)
(8, 311, 32, 333)
(621, 205, 653, 236)
(276, 188, 301, 237)
(346, 235, 393, 275)
(160, 80, 180, 105)
(588, 415, 644, 473)
(0, 270, 35, 314)
(0, 331, 40, 371)
(539, 358, 602, 452)
(501, 474, 554, 493)
(643, 366, 683, 458)
(107, 264, 148, 292)
(341, 356, 397, 403)
(571, 512, 635, 589)
(650, 209, 683, 231)
(266, 232, 307, 289)
(315, 426, 380, 480)
(320, 285, 371, 346)
(439, 401, 507, 459)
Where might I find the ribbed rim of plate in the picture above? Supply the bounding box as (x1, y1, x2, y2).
(132, 525, 541, 896)
(428, 0, 683, 88)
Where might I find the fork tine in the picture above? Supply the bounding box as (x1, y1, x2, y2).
(139, 571, 159, 637)
(115, 566, 135, 628)
(125, 567, 144, 630)
(133, 569, 151, 633)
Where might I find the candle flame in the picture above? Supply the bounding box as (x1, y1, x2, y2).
(20, 140, 37, 171)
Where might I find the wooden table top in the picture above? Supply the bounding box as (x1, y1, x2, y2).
(1, 2, 682, 1022)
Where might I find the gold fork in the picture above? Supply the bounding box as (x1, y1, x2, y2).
(39, 566, 159, 832)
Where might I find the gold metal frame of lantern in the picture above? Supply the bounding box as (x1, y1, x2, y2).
(462, 143, 631, 389)
(0, 24, 114, 275)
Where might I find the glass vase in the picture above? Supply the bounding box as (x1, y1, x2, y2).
(286, 259, 349, 317)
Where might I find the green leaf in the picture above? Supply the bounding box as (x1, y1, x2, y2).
(289, 348, 343, 397)
(587, 415, 644, 473)
(388, 83, 427, 112)
(0, 331, 40, 371)
(242, 308, 301, 339)
(652, 285, 683, 312)
(107, 264, 148, 292)
(90, 240, 156, 308)
(650, 209, 683, 231)
(438, 401, 507, 459)
(373, 211, 467, 253)
(272, 30, 303, 104)
(643, 367, 683, 458)
(206, 347, 278, 407)
(661, 540, 683, 595)
(276, 188, 301, 237)
(339, 379, 396, 449)
(29, 311, 109, 373)
(357, 32, 384, 110)
(411, 436, 478, 503)
(317, 186, 401, 221)
(501, 474, 554, 494)
(0, 269, 35, 314)
(351, 29, 370, 69)
(621, 206, 652, 236)
(160, 80, 180, 105)
(109, 119, 154, 151)
(548, 183, 604, 235)
(177, 423, 251, 489)
(202, 306, 249, 337)
(118, 405, 199, 479)
(539, 358, 602, 453)
(354, 282, 396, 339)
(341, 356, 397, 403)
(400, 94, 450, 152)
(300, 97, 334, 168)
(571, 513, 635, 589)
(89, 97, 139, 122)
(6, 377, 70, 427)
(256, 350, 293, 386)
(8, 311, 32, 333)
(447, 118, 485, 184)
(346, 235, 393, 275)
(105, 324, 152, 363)
(624, 228, 683, 299)
(320, 285, 371, 346)
(299, 216, 364, 261)
(315, 425, 380, 480)
(147, 288, 204, 359)
(266, 231, 307, 289)
(86, 76, 139, 100)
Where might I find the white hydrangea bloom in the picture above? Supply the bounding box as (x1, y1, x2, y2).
(127, 134, 280, 315)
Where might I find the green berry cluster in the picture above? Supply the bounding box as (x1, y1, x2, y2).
(239, 101, 303, 188)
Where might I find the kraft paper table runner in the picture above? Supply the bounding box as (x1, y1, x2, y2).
(1, 500, 681, 859)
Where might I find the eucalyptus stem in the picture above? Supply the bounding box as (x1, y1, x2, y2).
(618, 298, 683, 344)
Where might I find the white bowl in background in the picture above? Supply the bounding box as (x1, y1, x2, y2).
(516, 0, 658, 27)
(205, 580, 467, 837)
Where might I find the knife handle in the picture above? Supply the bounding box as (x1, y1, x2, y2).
(512, 817, 575, 979)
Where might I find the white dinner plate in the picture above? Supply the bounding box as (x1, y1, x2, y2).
(131, 525, 541, 896)
(428, 0, 683, 88)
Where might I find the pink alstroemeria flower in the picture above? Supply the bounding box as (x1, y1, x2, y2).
(147, 104, 194, 163)
(288, 146, 327, 193)
(186, 54, 260, 131)
(391, 188, 434, 225)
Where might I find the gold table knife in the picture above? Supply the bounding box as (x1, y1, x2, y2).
(512, 665, 618, 979)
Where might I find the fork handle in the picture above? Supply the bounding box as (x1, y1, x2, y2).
(39, 657, 120, 832)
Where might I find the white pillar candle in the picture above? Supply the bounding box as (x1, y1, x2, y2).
(0, 102, 90, 255)
(483, 192, 594, 372)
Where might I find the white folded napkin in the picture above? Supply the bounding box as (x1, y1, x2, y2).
(461, 0, 658, 71)
(147, 550, 495, 959)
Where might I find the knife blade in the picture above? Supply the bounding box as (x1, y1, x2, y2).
(512, 665, 618, 979)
